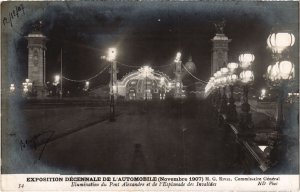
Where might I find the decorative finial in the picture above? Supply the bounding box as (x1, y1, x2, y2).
(214, 19, 226, 34)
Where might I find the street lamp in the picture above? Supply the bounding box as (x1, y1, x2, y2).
(84, 81, 90, 91)
(214, 70, 223, 109)
(226, 62, 239, 122)
(108, 47, 117, 121)
(266, 30, 295, 130)
(22, 79, 33, 96)
(260, 88, 267, 100)
(174, 52, 183, 98)
(267, 31, 295, 55)
(266, 61, 295, 129)
(107, 48, 117, 62)
(219, 65, 229, 114)
(239, 53, 255, 130)
(54, 75, 60, 85)
(239, 53, 255, 70)
(53, 75, 60, 97)
(9, 84, 15, 93)
(174, 52, 182, 63)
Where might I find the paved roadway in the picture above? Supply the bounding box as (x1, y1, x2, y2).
(4, 100, 243, 174)
(5, 98, 297, 174)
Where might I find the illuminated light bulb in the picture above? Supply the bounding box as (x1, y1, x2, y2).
(278, 60, 294, 80)
(107, 48, 117, 62)
(221, 67, 229, 74)
(267, 32, 295, 53)
(54, 75, 60, 83)
(227, 62, 239, 72)
(239, 53, 255, 70)
(240, 70, 254, 84)
(174, 52, 182, 62)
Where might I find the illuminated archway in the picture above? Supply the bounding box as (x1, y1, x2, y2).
(117, 66, 173, 100)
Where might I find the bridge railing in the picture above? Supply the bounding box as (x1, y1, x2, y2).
(209, 94, 282, 173)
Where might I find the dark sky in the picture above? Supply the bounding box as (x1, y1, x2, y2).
(4, 1, 299, 91)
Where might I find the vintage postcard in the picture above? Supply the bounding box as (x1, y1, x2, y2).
(1, 1, 299, 191)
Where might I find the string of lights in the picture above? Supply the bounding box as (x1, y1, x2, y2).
(62, 64, 110, 82)
(182, 64, 207, 83)
(117, 61, 173, 68)
(117, 61, 140, 68)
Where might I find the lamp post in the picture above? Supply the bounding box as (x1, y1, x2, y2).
(107, 48, 117, 122)
(266, 30, 295, 130)
(220, 66, 229, 114)
(215, 70, 222, 110)
(226, 62, 239, 122)
(238, 53, 255, 130)
(9, 84, 15, 94)
(22, 79, 33, 97)
(260, 88, 267, 100)
(83, 81, 90, 92)
(174, 52, 182, 99)
(53, 75, 60, 97)
(160, 77, 165, 100)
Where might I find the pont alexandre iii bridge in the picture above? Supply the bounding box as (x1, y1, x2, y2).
(2, 22, 298, 175)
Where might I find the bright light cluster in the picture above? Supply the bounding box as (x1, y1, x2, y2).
(205, 53, 254, 96)
(22, 79, 33, 93)
(240, 70, 254, 84)
(266, 31, 295, 84)
(138, 65, 154, 78)
(267, 60, 294, 81)
(205, 64, 238, 95)
(107, 48, 117, 62)
(10, 84, 15, 92)
(174, 52, 181, 63)
(267, 32, 295, 54)
(239, 53, 255, 69)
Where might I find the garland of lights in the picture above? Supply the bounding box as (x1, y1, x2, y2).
(182, 64, 207, 83)
(62, 64, 110, 82)
(117, 61, 173, 68)
(61, 59, 207, 84)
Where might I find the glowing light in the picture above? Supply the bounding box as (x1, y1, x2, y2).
(23, 85, 28, 93)
(139, 65, 154, 78)
(86, 81, 90, 86)
(239, 53, 255, 69)
(267, 61, 294, 81)
(160, 77, 165, 85)
(278, 60, 294, 80)
(227, 62, 239, 72)
(107, 48, 117, 62)
(216, 71, 222, 77)
(174, 52, 181, 63)
(221, 67, 229, 75)
(267, 32, 295, 53)
(112, 85, 117, 92)
(261, 89, 266, 96)
(10, 84, 15, 92)
(240, 70, 254, 84)
(54, 75, 60, 83)
(25, 79, 30, 83)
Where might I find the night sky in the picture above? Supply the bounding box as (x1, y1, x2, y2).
(3, 1, 299, 92)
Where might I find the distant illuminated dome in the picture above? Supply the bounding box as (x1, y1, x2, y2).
(184, 56, 196, 74)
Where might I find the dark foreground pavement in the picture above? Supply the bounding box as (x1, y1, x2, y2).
(2, 99, 244, 174)
(2, 99, 297, 174)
